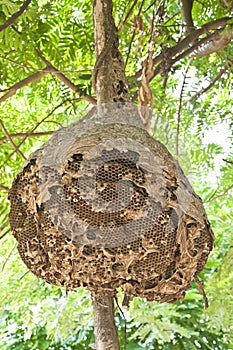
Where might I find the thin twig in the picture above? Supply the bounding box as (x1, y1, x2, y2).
(19, 270, 30, 280)
(223, 158, 233, 165)
(0, 61, 95, 106)
(116, 0, 131, 27)
(0, 131, 55, 144)
(1, 242, 17, 272)
(0, 54, 36, 71)
(0, 96, 87, 169)
(35, 49, 97, 105)
(118, 0, 139, 32)
(42, 97, 81, 122)
(0, 98, 78, 168)
(143, 0, 158, 14)
(0, 184, 9, 192)
(125, 0, 145, 67)
(0, 54, 92, 74)
(0, 220, 9, 232)
(205, 183, 233, 203)
(0, 229, 10, 240)
(133, 16, 232, 80)
(0, 70, 49, 104)
(43, 120, 63, 127)
(162, 11, 181, 26)
(0, 0, 32, 32)
(176, 58, 193, 159)
(185, 66, 228, 103)
(125, 30, 136, 68)
(194, 276, 209, 309)
(11, 25, 22, 35)
(0, 120, 26, 160)
(1, 138, 39, 170)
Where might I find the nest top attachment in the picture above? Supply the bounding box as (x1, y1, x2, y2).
(9, 105, 214, 305)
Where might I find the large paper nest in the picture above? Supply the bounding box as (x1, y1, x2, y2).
(8, 106, 214, 304)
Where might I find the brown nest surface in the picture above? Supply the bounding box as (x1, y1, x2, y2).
(9, 120, 214, 305)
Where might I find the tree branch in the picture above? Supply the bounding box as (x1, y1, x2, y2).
(0, 64, 96, 106)
(166, 26, 231, 73)
(0, 54, 36, 71)
(0, 70, 49, 104)
(0, 131, 55, 144)
(0, 54, 93, 74)
(0, 98, 81, 168)
(0, 120, 26, 160)
(180, 0, 194, 34)
(191, 25, 233, 57)
(167, 16, 231, 58)
(181, 0, 233, 58)
(0, 0, 32, 32)
(133, 17, 232, 81)
(1, 12, 96, 105)
(118, 0, 139, 32)
(0, 55, 96, 106)
(35, 49, 97, 105)
(153, 24, 233, 79)
(206, 183, 233, 203)
(185, 65, 228, 102)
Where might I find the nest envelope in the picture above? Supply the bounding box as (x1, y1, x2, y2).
(9, 119, 214, 304)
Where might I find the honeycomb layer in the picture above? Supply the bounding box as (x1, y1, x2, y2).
(9, 123, 214, 303)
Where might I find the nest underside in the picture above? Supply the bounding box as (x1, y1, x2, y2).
(9, 123, 214, 304)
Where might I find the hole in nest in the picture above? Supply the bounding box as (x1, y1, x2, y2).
(86, 231, 96, 241)
(144, 280, 158, 289)
(112, 263, 124, 272)
(82, 246, 94, 256)
(178, 271, 184, 279)
(54, 272, 62, 278)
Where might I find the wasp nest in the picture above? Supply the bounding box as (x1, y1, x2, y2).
(9, 118, 214, 304)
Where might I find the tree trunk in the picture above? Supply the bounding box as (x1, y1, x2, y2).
(92, 292, 120, 350)
(92, 0, 129, 104)
(180, 0, 195, 34)
(92, 0, 130, 348)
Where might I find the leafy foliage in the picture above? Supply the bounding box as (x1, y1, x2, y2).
(0, 0, 233, 348)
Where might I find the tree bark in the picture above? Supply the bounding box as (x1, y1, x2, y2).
(92, 292, 120, 350)
(0, 0, 32, 33)
(179, 0, 233, 55)
(191, 25, 233, 57)
(92, 0, 130, 348)
(92, 0, 129, 103)
(180, 0, 195, 34)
